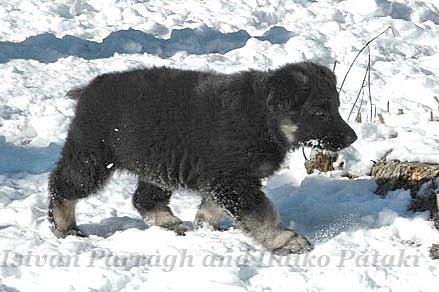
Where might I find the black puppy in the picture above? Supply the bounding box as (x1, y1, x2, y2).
(48, 62, 357, 255)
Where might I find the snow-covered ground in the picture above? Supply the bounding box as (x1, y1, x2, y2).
(1, 0, 439, 291)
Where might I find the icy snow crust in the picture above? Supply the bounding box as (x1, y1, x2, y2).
(1, 0, 439, 291)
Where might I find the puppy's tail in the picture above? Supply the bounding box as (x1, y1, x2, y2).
(65, 87, 85, 100)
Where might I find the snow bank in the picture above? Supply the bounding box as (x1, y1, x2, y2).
(1, 171, 438, 291)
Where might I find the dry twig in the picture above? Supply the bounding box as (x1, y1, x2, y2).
(338, 26, 393, 95)
(347, 62, 369, 121)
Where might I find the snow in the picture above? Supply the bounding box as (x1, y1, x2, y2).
(1, 0, 439, 291)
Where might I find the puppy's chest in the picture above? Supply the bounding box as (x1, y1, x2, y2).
(248, 150, 284, 178)
(251, 161, 278, 177)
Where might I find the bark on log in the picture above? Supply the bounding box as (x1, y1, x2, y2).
(304, 154, 439, 222)
(370, 160, 439, 231)
(369, 160, 439, 260)
(305, 155, 439, 259)
(371, 160, 439, 196)
(430, 244, 439, 260)
(304, 150, 337, 174)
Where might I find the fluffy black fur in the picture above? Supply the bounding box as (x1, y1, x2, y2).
(48, 62, 357, 254)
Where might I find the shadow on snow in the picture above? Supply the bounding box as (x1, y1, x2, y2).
(0, 26, 294, 63)
(0, 136, 61, 174)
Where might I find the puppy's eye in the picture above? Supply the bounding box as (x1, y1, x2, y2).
(315, 111, 325, 117)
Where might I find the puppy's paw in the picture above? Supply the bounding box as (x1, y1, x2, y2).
(145, 211, 187, 236)
(194, 213, 221, 231)
(271, 230, 313, 255)
(170, 223, 188, 236)
(51, 225, 87, 239)
(159, 220, 188, 236)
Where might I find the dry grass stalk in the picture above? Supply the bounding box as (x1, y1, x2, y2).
(338, 26, 393, 95)
(347, 64, 369, 121)
(355, 111, 362, 123)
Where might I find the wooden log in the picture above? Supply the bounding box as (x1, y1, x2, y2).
(430, 244, 439, 260)
(304, 155, 439, 222)
(353, 159, 439, 259)
(371, 160, 439, 229)
(304, 150, 337, 174)
(371, 160, 439, 196)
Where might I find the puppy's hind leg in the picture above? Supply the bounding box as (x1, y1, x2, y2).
(48, 197, 80, 238)
(195, 196, 226, 230)
(133, 180, 186, 235)
(48, 137, 113, 238)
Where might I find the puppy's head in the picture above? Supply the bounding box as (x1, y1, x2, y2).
(266, 62, 357, 151)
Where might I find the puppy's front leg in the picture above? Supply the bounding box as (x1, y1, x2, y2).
(208, 178, 313, 254)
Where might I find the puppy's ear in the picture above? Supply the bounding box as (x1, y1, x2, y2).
(266, 71, 310, 112)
